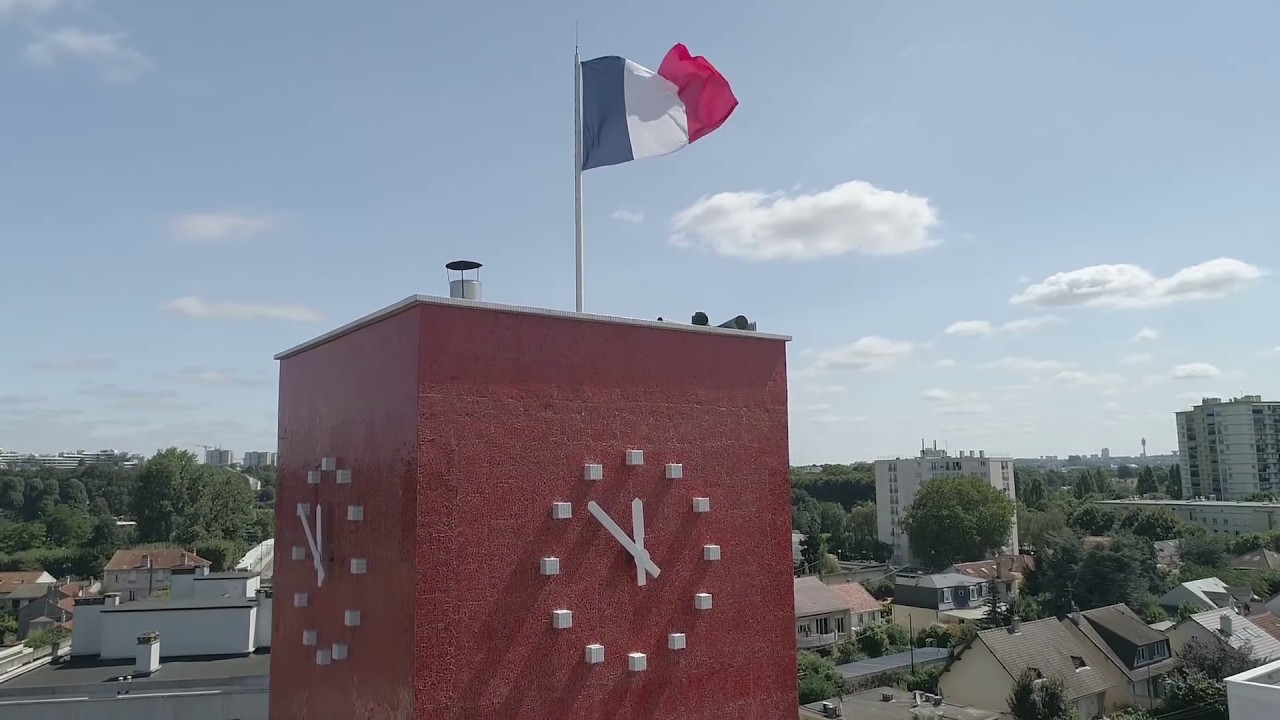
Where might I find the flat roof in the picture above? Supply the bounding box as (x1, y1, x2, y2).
(102, 598, 255, 613)
(833, 647, 949, 679)
(194, 571, 259, 580)
(275, 294, 791, 360)
(0, 650, 269, 691)
(1097, 499, 1280, 508)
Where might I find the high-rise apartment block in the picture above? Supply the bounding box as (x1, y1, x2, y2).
(242, 451, 278, 468)
(204, 448, 233, 467)
(875, 446, 1018, 567)
(1176, 395, 1280, 500)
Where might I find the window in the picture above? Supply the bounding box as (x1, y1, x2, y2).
(836, 616, 846, 634)
(1070, 655, 1087, 669)
(942, 588, 952, 603)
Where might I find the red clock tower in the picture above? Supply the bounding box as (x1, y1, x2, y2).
(270, 289, 795, 719)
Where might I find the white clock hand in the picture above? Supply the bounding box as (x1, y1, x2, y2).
(314, 502, 325, 587)
(632, 498, 646, 587)
(297, 504, 325, 587)
(586, 500, 660, 584)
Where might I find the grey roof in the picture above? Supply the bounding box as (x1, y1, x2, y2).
(1083, 604, 1165, 647)
(102, 597, 255, 613)
(1185, 608, 1280, 662)
(1068, 610, 1178, 683)
(194, 571, 259, 580)
(800, 686, 1003, 720)
(1232, 548, 1280, 571)
(794, 576, 853, 617)
(1, 583, 52, 600)
(834, 647, 950, 679)
(911, 572, 987, 589)
(0, 650, 269, 693)
(978, 618, 1116, 701)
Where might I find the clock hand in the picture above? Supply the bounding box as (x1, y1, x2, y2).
(314, 502, 325, 587)
(297, 504, 325, 587)
(632, 498, 646, 587)
(586, 500, 660, 581)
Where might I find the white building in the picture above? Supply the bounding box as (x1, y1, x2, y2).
(1177, 395, 1280, 500)
(1228, 657, 1280, 719)
(0, 448, 141, 470)
(875, 446, 1018, 566)
(1096, 498, 1280, 538)
(205, 448, 233, 466)
(241, 451, 277, 468)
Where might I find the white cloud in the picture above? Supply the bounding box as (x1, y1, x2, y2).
(670, 180, 940, 261)
(811, 413, 843, 425)
(934, 359, 957, 368)
(171, 213, 275, 243)
(931, 403, 993, 416)
(813, 336, 915, 372)
(0, 394, 45, 406)
(28, 355, 118, 371)
(980, 356, 1074, 375)
(1170, 363, 1222, 380)
(79, 383, 195, 410)
(1120, 353, 1153, 365)
(1011, 258, 1264, 309)
(1101, 401, 1125, 413)
(1051, 370, 1125, 387)
(1132, 326, 1160, 342)
(157, 366, 266, 387)
(24, 27, 155, 82)
(944, 316, 1059, 337)
(162, 296, 326, 323)
(921, 388, 955, 403)
(0, 0, 57, 19)
(1260, 347, 1280, 358)
(610, 208, 644, 224)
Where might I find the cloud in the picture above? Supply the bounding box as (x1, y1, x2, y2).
(934, 359, 957, 368)
(610, 208, 644, 224)
(1260, 347, 1280, 358)
(24, 27, 155, 82)
(171, 213, 275, 243)
(943, 316, 1060, 337)
(27, 355, 118, 371)
(1169, 363, 1222, 380)
(79, 383, 196, 410)
(156, 366, 267, 387)
(0, 0, 57, 19)
(813, 336, 915, 372)
(931, 403, 993, 416)
(1101, 401, 1125, 413)
(670, 180, 940, 261)
(1051, 370, 1125, 387)
(0, 394, 45, 406)
(921, 388, 955, 403)
(162, 296, 326, 322)
(1121, 353, 1153, 365)
(980, 356, 1074, 375)
(1011, 258, 1264, 309)
(811, 414, 844, 425)
(1132, 326, 1160, 342)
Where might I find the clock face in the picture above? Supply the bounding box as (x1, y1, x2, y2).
(290, 455, 364, 667)
(546, 448, 718, 671)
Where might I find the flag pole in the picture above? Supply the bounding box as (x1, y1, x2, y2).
(573, 42, 585, 313)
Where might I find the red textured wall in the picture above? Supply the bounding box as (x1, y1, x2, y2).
(272, 299, 794, 720)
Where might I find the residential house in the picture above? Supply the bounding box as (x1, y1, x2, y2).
(1157, 576, 1258, 617)
(795, 577, 858, 650)
(1169, 607, 1280, 665)
(0, 571, 56, 612)
(945, 555, 1034, 601)
(1247, 611, 1280, 644)
(15, 580, 99, 639)
(1154, 539, 1182, 571)
(938, 618, 1115, 719)
(1226, 657, 1280, 719)
(891, 571, 991, 630)
(101, 548, 210, 601)
(1063, 604, 1178, 709)
(827, 581, 885, 629)
(1232, 548, 1280, 572)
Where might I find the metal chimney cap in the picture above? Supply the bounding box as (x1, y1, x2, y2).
(445, 260, 482, 271)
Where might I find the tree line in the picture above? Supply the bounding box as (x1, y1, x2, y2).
(790, 464, 888, 573)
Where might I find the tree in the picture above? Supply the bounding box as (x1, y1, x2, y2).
(132, 449, 203, 543)
(1135, 466, 1159, 495)
(1119, 508, 1185, 542)
(42, 505, 92, 547)
(797, 651, 843, 704)
(1179, 533, 1226, 568)
(1160, 670, 1227, 720)
(1068, 505, 1118, 535)
(1015, 469, 1049, 511)
(1007, 668, 1072, 720)
(855, 623, 889, 658)
(980, 580, 1007, 629)
(1165, 465, 1183, 499)
(900, 475, 1015, 569)
(1179, 635, 1256, 680)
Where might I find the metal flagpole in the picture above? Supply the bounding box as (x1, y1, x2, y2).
(573, 42, 585, 313)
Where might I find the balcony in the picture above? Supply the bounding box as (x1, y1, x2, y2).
(797, 632, 842, 649)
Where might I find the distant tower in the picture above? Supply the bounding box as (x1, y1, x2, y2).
(1141, 437, 1148, 458)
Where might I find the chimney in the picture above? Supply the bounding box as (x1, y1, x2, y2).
(140, 554, 151, 570)
(135, 632, 161, 676)
(1220, 613, 1233, 636)
(979, 450, 985, 458)
(1009, 618, 1021, 634)
(445, 260, 483, 301)
(181, 553, 190, 568)
(1070, 607, 1083, 626)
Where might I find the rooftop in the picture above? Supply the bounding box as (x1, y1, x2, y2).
(834, 647, 949, 680)
(101, 597, 256, 613)
(0, 650, 269, 693)
(276, 294, 791, 360)
(978, 618, 1115, 701)
(799, 686, 1002, 720)
(896, 572, 986, 589)
(794, 576, 854, 617)
(826, 581, 883, 614)
(1098, 498, 1280, 508)
(1184, 608, 1280, 662)
(1232, 548, 1280, 572)
(1226, 657, 1280, 688)
(104, 548, 209, 572)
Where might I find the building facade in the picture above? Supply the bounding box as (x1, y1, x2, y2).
(242, 451, 278, 468)
(1096, 498, 1280, 538)
(0, 448, 141, 470)
(1177, 395, 1280, 500)
(875, 447, 1018, 566)
(205, 448, 234, 466)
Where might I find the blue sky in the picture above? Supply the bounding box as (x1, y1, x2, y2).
(2, 1, 1279, 463)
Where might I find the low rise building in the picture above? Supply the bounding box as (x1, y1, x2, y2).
(1169, 607, 1280, 665)
(794, 577, 883, 650)
(1063, 604, 1177, 709)
(1227, 657, 1280, 719)
(100, 548, 210, 601)
(1095, 497, 1280, 537)
(891, 571, 991, 629)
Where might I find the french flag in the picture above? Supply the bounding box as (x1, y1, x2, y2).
(579, 44, 738, 171)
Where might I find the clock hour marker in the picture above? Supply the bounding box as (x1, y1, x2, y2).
(321, 457, 336, 471)
(703, 544, 721, 561)
(316, 648, 332, 665)
(624, 449, 644, 466)
(583, 463, 603, 481)
(552, 609, 573, 629)
(551, 502, 572, 520)
(302, 629, 317, 646)
(292, 545, 306, 560)
(307, 470, 321, 485)
(293, 592, 308, 608)
(693, 497, 711, 513)
(347, 505, 364, 521)
(665, 463, 683, 479)
(344, 609, 361, 627)
(584, 644, 605, 664)
(350, 558, 368, 575)
(627, 652, 648, 672)
(336, 468, 352, 484)
(668, 633, 687, 650)
(332, 643, 348, 661)
(540, 557, 561, 576)
(694, 592, 713, 611)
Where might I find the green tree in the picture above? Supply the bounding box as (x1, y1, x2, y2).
(1068, 505, 1118, 535)
(855, 624, 890, 658)
(132, 449, 203, 543)
(1008, 668, 1072, 720)
(0, 520, 48, 554)
(914, 623, 956, 648)
(1119, 508, 1185, 542)
(980, 580, 1007, 629)
(193, 538, 248, 572)
(1015, 469, 1050, 511)
(1135, 466, 1159, 495)
(1024, 531, 1086, 616)
(900, 475, 1015, 569)
(1164, 465, 1184, 499)
(1160, 670, 1227, 720)
(42, 505, 92, 548)
(797, 651, 843, 704)
(1179, 533, 1226, 568)
(1179, 635, 1256, 680)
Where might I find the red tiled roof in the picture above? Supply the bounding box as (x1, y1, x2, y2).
(827, 582, 882, 614)
(1248, 611, 1280, 643)
(104, 548, 210, 571)
(0, 571, 51, 594)
(951, 554, 1036, 580)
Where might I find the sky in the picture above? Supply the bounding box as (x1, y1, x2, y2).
(2, 2, 1279, 464)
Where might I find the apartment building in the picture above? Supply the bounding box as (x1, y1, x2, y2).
(0, 449, 141, 470)
(1177, 395, 1280, 500)
(875, 446, 1019, 566)
(1096, 498, 1280, 537)
(241, 451, 277, 468)
(204, 448, 233, 467)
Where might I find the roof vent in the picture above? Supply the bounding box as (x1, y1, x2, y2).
(446, 260, 482, 301)
(1220, 613, 1233, 636)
